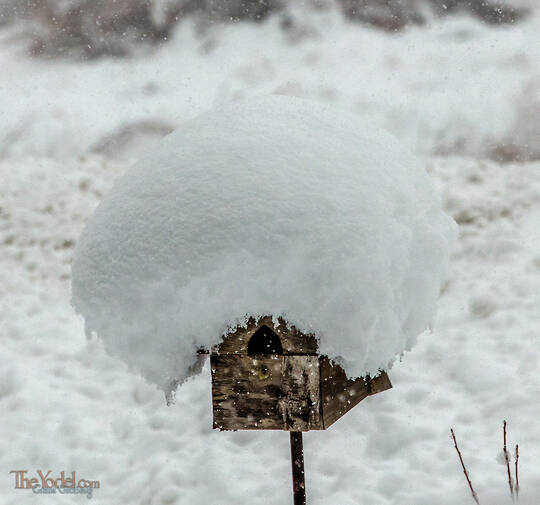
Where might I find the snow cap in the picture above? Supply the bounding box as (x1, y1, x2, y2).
(72, 95, 456, 391)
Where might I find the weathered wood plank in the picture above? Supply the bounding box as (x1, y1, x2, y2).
(368, 370, 392, 396)
(320, 356, 391, 429)
(211, 354, 324, 431)
(280, 356, 322, 431)
(211, 354, 285, 430)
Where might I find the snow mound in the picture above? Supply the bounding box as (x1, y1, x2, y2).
(71, 95, 456, 391)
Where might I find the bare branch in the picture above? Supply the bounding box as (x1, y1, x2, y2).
(503, 420, 514, 497)
(451, 428, 480, 505)
(515, 444, 519, 497)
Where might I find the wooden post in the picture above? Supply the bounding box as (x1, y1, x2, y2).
(290, 431, 306, 505)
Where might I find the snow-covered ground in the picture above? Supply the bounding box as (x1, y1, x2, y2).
(1, 7, 539, 162)
(1, 6, 540, 505)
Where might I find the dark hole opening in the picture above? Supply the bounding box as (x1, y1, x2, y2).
(247, 325, 283, 355)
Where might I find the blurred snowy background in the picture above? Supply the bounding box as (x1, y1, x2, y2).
(1, 1, 540, 504)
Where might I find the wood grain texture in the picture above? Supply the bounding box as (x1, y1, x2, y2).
(368, 370, 392, 395)
(320, 357, 392, 429)
(211, 354, 323, 431)
(211, 354, 284, 430)
(280, 356, 322, 431)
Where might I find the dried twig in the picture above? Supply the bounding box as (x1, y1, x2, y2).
(451, 428, 480, 505)
(503, 420, 514, 497)
(515, 444, 519, 497)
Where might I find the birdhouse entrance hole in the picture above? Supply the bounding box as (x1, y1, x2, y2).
(248, 325, 283, 355)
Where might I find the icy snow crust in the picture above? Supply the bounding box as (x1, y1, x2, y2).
(72, 96, 455, 389)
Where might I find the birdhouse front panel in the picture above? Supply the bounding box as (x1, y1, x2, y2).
(210, 316, 391, 431)
(211, 354, 321, 431)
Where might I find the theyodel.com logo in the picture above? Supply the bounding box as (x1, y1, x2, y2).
(10, 470, 99, 499)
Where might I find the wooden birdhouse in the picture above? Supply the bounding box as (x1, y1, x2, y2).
(209, 315, 392, 432)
